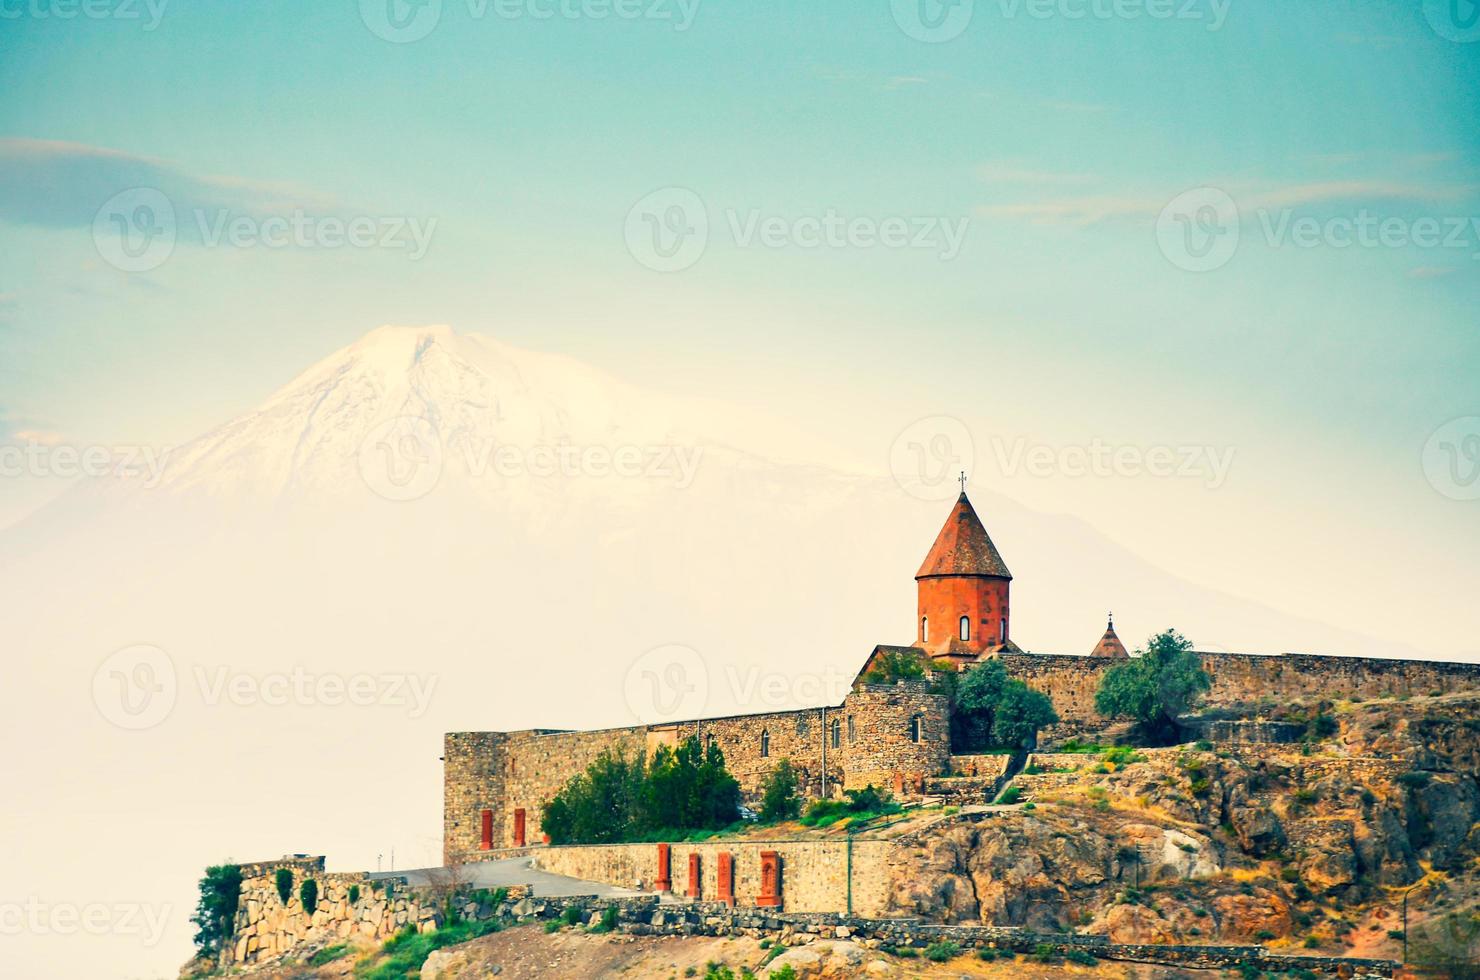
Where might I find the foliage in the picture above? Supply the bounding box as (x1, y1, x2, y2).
(275, 868, 294, 906)
(768, 967, 798, 980)
(591, 905, 619, 933)
(759, 760, 801, 823)
(995, 786, 1021, 805)
(1093, 629, 1211, 743)
(561, 905, 584, 927)
(800, 785, 901, 828)
(703, 962, 736, 980)
(541, 736, 741, 844)
(308, 942, 351, 966)
(862, 649, 926, 685)
(299, 878, 318, 916)
(190, 864, 243, 955)
(347, 884, 360, 906)
(924, 940, 961, 962)
(1399, 770, 1433, 789)
(1065, 949, 1098, 966)
(947, 659, 1058, 752)
(357, 918, 502, 980)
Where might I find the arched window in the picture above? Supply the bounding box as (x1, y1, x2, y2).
(847, 715, 856, 742)
(1001, 619, 1007, 643)
(959, 616, 970, 641)
(921, 616, 928, 642)
(830, 716, 841, 749)
(909, 715, 922, 743)
(760, 729, 770, 758)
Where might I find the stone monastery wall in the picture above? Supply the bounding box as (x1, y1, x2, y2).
(446, 650, 1480, 859)
(446, 684, 948, 859)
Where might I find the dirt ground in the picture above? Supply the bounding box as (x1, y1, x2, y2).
(254, 924, 1249, 980)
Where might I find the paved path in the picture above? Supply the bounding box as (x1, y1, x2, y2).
(366, 856, 647, 899)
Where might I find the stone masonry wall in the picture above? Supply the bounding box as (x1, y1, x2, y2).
(447, 686, 949, 860)
(531, 839, 895, 915)
(1001, 651, 1480, 729)
(222, 859, 446, 969)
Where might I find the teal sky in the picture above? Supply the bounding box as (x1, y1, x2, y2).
(1, 1, 1478, 652)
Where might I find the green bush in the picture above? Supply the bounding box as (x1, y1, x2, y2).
(1399, 770, 1433, 789)
(347, 884, 360, 906)
(190, 864, 243, 955)
(591, 906, 619, 933)
(561, 905, 584, 927)
(275, 868, 293, 906)
(1194, 739, 1214, 751)
(1033, 941, 1058, 963)
(995, 786, 1021, 805)
(976, 947, 997, 961)
(543, 920, 561, 933)
(923, 940, 960, 962)
(1065, 948, 1098, 966)
(308, 942, 350, 965)
(703, 962, 736, 980)
(299, 878, 317, 916)
(947, 658, 1058, 752)
(862, 649, 925, 685)
(768, 967, 798, 980)
(1094, 629, 1211, 744)
(358, 918, 502, 980)
(759, 760, 801, 822)
(1254, 929, 1277, 942)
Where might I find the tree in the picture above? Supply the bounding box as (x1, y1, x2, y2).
(991, 681, 1058, 751)
(862, 649, 926, 685)
(760, 760, 801, 822)
(191, 864, 243, 955)
(945, 658, 1057, 752)
(541, 736, 741, 844)
(1094, 629, 1211, 744)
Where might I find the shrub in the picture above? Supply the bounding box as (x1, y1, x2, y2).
(995, 786, 1022, 805)
(561, 905, 584, 927)
(308, 942, 350, 965)
(862, 649, 925, 685)
(949, 658, 1058, 751)
(592, 906, 619, 933)
(1254, 929, 1277, 942)
(1102, 746, 1145, 767)
(543, 920, 561, 933)
(759, 760, 801, 822)
(275, 868, 293, 906)
(299, 878, 317, 916)
(1388, 929, 1406, 940)
(190, 864, 243, 955)
(703, 962, 736, 980)
(1094, 629, 1211, 744)
(1195, 739, 1214, 751)
(923, 940, 960, 962)
(1033, 942, 1058, 963)
(768, 967, 798, 980)
(1399, 771, 1433, 789)
(1065, 948, 1098, 966)
(347, 884, 360, 906)
(1304, 936, 1320, 948)
(976, 947, 997, 961)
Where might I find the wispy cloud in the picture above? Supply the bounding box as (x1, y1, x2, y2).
(0, 138, 335, 230)
(978, 178, 1477, 228)
(978, 163, 1100, 186)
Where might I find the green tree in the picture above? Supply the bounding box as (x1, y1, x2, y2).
(991, 681, 1058, 750)
(759, 759, 801, 822)
(299, 878, 318, 916)
(862, 649, 926, 685)
(1094, 629, 1211, 744)
(190, 864, 243, 955)
(541, 748, 647, 844)
(275, 868, 293, 906)
(945, 658, 1057, 751)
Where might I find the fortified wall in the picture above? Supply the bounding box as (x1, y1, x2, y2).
(1001, 651, 1480, 730)
(445, 683, 948, 859)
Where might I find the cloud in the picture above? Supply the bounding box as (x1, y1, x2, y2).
(978, 178, 1477, 228)
(978, 164, 1100, 186)
(0, 138, 336, 230)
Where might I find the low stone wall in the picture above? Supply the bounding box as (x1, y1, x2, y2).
(531, 839, 895, 916)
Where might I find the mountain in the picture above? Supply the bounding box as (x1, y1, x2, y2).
(0, 325, 1433, 980)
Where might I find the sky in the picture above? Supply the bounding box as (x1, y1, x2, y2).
(2, 4, 1480, 977)
(5, 0, 1479, 653)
